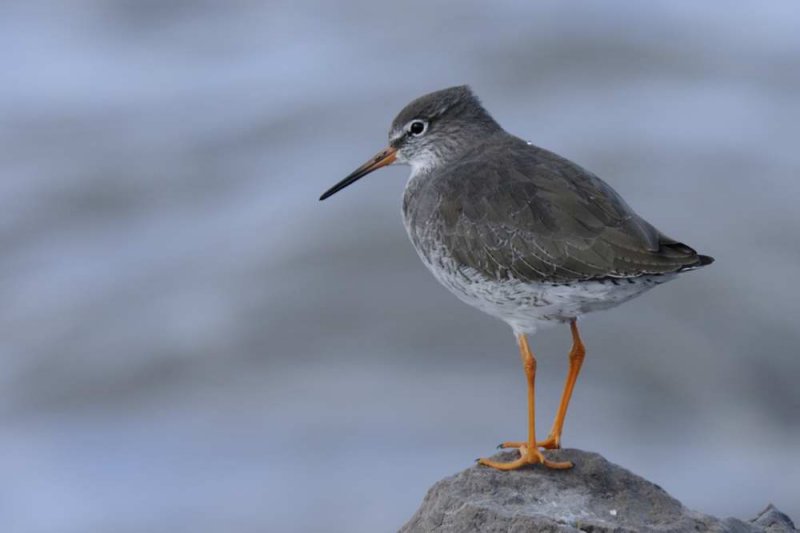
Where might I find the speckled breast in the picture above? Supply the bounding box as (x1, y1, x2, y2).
(401, 173, 670, 334)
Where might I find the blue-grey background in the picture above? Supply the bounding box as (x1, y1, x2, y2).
(1, 1, 798, 532)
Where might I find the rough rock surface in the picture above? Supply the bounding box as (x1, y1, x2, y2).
(400, 449, 796, 533)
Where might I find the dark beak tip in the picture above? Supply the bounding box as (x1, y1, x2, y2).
(318, 146, 396, 202)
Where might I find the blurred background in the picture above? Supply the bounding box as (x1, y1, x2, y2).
(1, 1, 799, 531)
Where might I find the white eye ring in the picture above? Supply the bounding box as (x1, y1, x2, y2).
(407, 120, 428, 136)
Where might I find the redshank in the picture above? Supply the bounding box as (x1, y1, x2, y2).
(319, 86, 713, 471)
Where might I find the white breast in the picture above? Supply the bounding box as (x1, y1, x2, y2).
(408, 239, 672, 335)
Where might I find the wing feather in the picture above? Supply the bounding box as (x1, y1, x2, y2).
(419, 138, 708, 283)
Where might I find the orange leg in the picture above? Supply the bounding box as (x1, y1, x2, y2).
(478, 333, 573, 471)
(501, 319, 585, 451)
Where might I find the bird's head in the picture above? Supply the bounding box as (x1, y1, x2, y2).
(319, 85, 500, 201)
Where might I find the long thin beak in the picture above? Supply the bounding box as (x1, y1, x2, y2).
(319, 146, 397, 201)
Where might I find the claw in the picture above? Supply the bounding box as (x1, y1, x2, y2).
(478, 443, 573, 471)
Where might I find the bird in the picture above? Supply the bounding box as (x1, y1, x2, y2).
(319, 85, 713, 471)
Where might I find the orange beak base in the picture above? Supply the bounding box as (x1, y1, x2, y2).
(319, 146, 397, 201)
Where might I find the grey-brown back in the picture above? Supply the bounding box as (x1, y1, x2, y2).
(403, 133, 712, 284)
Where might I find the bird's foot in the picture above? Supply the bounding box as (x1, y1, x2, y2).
(498, 433, 561, 450)
(478, 443, 572, 471)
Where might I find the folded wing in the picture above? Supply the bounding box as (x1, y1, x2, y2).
(431, 141, 711, 283)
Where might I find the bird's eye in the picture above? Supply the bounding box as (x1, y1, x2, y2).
(408, 120, 427, 136)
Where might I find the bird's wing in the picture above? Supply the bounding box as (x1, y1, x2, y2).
(430, 140, 709, 283)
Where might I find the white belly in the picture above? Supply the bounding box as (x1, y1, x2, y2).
(417, 244, 672, 335)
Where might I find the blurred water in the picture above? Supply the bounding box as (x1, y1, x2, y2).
(1, 1, 799, 532)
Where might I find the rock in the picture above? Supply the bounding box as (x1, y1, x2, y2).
(400, 449, 796, 533)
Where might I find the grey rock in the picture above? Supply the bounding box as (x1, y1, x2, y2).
(400, 449, 796, 533)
